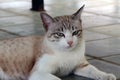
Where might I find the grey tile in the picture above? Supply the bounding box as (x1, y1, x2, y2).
(85, 4, 120, 18)
(5, 10, 42, 21)
(0, 10, 17, 17)
(86, 38, 120, 57)
(8, 9, 38, 16)
(45, 7, 120, 29)
(83, 30, 111, 41)
(86, 56, 92, 60)
(45, 0, 112, 10)
(103, 55, 120, 65)
(0, 1, 30, 9)
(62, 74, 93, 80)
(87, 24, 120, 37)
(0, 16, 39, 27)
(0, 0, 28, 3)
(0, 1, 32, 15)
(0, 24, 45, 36)
(82, 0, 112, 8)
(0, 30, 18, 40)
(82, 15, 120, 28)
(46, 10, 94, 18)
(89, 60, 120, 78)
(25, 12, 43, 21)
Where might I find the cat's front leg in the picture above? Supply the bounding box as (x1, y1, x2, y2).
(29, 54, 61, 80)
(29, 71, 61, 80)
(74, 64, 116, 80)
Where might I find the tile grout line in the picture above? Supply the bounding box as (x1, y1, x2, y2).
(89, 31, 120, 38)
(86, 37, 113, 42)
(0, 9, 25, 16)
(84, 23, 120, 30)
(99, 54, 120, 58)
(86, 54, 120, 66)
(0, 29, 22, 37)
(0, 8, 39, 18)
(84, 11, 120, 19)
(84, 27, 120, 39)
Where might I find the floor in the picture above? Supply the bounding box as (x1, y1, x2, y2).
(0, 0, 120, 80)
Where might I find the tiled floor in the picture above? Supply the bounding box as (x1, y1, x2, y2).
(0, 0, 120, 80)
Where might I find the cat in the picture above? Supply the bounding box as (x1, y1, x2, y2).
(0, 5, 116, 80)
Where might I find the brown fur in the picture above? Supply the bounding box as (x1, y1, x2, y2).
(0, 36, 44, 78)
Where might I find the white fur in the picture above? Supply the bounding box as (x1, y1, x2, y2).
(29, 33, 116, 80)
(29, 33, 86, 80)
(48, 30, 79, 51)
(74, 64, 116, 80)
(0, 69, 10, 80)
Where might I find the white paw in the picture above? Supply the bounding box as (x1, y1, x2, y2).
(29, 72, 61, 80)
(52, 77, 61, 80)
(105, 74, 116, 80)
(48, 76, 61, 80)
(96, 74, 116, 80)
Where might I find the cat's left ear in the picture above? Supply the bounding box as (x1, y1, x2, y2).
(40, 12, 54, 31)
(72, 5, 85, 20)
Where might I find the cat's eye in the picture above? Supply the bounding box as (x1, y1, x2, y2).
(54, 32, 65, 37)
(72, 30, 82, 36)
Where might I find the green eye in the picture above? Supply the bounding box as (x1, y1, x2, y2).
(57, 33, 65, 37)
(72, 30, 82, 36)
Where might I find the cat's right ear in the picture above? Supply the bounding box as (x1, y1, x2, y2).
(72, 5, 85, 20)
(40, 12, 54, 31)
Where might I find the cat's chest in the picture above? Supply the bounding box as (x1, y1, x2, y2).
(38, 41, 85, 76)
(54, 51, 84, 76)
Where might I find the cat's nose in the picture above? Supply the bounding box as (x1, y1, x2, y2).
(67, 41, 73, 47)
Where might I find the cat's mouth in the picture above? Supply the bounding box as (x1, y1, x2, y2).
(66, 45, 75, 49)
(67, 45, 72, 48)
(66, 44, 78, 50)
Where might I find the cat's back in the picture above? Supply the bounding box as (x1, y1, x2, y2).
(0, 36, 43, 56)
(0, 36, 43, 77)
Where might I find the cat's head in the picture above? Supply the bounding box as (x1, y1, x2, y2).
(41, 5, 84, 51)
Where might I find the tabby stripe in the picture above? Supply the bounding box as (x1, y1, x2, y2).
(62, 22, 67, 30)
(72, 26, 74, 30)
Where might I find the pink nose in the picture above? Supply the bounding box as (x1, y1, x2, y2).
(67, 41, 73, 46)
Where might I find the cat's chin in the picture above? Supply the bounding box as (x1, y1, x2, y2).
(66, 46, 74, 49)
(63, 45, 76, 51)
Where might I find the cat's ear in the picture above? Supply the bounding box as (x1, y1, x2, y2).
(72, 5, 85, 20)
(40, 12, 54, 31)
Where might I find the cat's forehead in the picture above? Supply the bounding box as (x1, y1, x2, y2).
(51, 15, 82, 31)
(54, 16, 72, 22)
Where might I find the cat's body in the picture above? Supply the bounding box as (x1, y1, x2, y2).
(0, 36, 43, 79)
(0, 34, 86, 80)
(0, 5, 116, 80)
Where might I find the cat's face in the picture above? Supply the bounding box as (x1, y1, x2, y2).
(41, 5, 84, 51)
(46, 17, 82, 51)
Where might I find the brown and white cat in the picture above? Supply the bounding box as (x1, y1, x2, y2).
(0, 5, 116, 80)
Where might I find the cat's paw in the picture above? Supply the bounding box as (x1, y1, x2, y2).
(105, 74, 116, 80)
(50, 76, 61, 80)
(97, 73, 116, 80)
